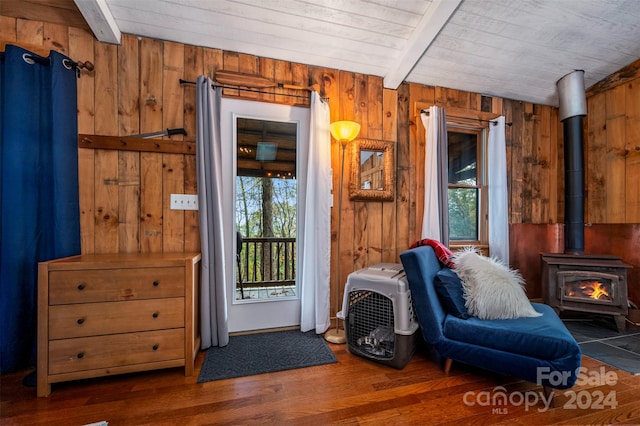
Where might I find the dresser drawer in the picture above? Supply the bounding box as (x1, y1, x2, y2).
(49, 267, 184, 304)
(48, 329, 185, 375)
(49, 298, 185, 339)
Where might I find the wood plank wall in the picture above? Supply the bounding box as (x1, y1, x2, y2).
(586, 76, 640, 223)
(2, 16, 639, 311)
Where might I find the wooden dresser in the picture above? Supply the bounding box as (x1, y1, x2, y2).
(37, 252, 201, 397)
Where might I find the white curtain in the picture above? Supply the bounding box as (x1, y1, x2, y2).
(195, 76, 229, 348)
(488, 116, 509, 264)
(299, 92, 331, 333)
(420, 106, 449, 245)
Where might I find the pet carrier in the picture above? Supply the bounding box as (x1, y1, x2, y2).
(337, 263, 419, 369)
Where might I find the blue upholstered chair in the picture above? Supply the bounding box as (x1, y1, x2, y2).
(400, 245, 582, 391)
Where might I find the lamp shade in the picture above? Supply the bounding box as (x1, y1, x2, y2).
(330, 120, 361, 142)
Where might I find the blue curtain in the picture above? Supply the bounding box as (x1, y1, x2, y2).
(0, 45, 81, 372)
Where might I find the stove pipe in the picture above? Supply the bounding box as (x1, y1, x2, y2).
(557, 70, 587, 254)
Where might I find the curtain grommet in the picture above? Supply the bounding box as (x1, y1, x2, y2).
(22, 54, 35, 65)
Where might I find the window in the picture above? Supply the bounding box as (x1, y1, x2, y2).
(447, 126, 488, 244)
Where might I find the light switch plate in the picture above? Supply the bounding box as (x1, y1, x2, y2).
(170, 194, 199, 210)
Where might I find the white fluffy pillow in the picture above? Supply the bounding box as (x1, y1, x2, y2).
(453, 247, 542, 320)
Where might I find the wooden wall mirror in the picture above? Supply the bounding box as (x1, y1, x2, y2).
(349, 138, 395, 201)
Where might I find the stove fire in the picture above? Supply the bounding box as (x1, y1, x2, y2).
(565, 280, 612, 301)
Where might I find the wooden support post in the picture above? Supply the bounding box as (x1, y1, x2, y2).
(443, 358, 453, 375)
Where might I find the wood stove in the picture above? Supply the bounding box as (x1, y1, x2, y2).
(541, 253, 631, 332)
(540, 71, 633, 332)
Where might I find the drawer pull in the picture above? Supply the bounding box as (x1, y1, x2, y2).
(152, 280, 159, 287)
(77, 352, 85, 359)
(152, 344, 159, 351)
(77, 318, 85, 325)
(152, 312, 159, 318)
(77, 283, 86, 290)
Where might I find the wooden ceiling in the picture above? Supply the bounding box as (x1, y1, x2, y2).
(4, 0, 640, 106)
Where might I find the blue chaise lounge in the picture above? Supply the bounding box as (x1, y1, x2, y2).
(400, 245, 582, 391)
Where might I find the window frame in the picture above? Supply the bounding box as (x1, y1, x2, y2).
(446, 124, 488, 246)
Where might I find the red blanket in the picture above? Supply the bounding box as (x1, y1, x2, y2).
(409, 239, 455, 268)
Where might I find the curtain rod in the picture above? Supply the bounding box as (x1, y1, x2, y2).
(17, 52, 94, 77)
(179, 78, 329, 102)
(420, 109, 512, 127)
(3, 44, 94, 75)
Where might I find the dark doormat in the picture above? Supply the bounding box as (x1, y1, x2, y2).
(197, 330, 338, 383)
(564, 317, 640, 375)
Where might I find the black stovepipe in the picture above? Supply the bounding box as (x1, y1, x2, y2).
(563, 114, 585, 254)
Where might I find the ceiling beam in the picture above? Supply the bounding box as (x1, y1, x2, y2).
(74, 0, 121, 44)
(585, 57, 640, 99)
(383, 0, 462, 90)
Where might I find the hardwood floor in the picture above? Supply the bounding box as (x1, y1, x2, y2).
(2, 341, 640, 425)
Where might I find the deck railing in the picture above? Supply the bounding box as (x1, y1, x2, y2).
(237, 237, 296, 288)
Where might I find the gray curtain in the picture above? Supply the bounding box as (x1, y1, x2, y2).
(437, 108, 449, 246)
(196, 75, 229, 348)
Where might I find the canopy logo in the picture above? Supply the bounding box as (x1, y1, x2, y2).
(463, 387, 553, 413)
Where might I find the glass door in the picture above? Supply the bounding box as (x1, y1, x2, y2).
(220, 98, 308, 333)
